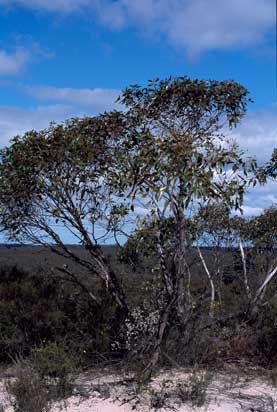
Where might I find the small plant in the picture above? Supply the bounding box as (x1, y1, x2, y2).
(176, 369, 212, 408)
(269, 368, 277, 387)
(149, 380, 171, 411)
(149, 389, 168, 410)
(5, 356, 51, 412)
(31, 342, 76, 398)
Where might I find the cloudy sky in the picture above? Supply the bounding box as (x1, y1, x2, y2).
(0, 0, 276, 241)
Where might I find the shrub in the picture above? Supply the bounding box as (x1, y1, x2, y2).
(5, 357, 51, 412)
(0, 265, 71, 361)
(176, 370, 212, 408)
(0, 265, 119, 365)
(31, 342, 76, 398)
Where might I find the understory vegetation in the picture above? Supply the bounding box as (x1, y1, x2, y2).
(1, 208, 277, 370)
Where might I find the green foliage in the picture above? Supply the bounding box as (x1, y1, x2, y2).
(31, 342, 76, 397)
(244, 205, 277, 249)
(118, 216, 197, 270)
(0, 112, 130, 243)
(194, 203, 244, 246)
(0, 76, 260, 247)
(120, 77, 251, 128)
(266, 148, 277, 178)
(118, 77, 259, 213)
(5, 348, 77, 410)
(0, 265, 119, 363)
(5, 357, 51, 412)
(253, 303, 277, 366)
(0, 265, 69, 361)
(176, 370, 212, 407)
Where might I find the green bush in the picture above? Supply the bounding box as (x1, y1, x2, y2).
(0, 265, 119, 364)
(31, 342, 76, 397)
(5, 357, 51, 412)
(177, 370, 212, 408)
(0, 266, 71, 360)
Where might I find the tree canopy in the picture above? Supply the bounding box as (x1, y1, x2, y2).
(0, 76, 272, 379)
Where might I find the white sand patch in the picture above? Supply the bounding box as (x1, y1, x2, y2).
(1, 366, 277, 411)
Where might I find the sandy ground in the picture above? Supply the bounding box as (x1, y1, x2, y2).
(1, 365, 277, 411)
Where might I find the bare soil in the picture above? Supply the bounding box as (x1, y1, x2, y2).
(1, 364, 277, 411)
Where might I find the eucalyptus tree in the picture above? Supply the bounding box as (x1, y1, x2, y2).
(116, 77, 261, 377)
(0, 76, 264, 378)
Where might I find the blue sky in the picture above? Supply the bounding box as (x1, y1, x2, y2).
(0, 0, 276, 237)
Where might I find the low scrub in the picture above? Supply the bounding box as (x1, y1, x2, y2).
(31, 342, 77, 398)
(5, 357, 51, 412)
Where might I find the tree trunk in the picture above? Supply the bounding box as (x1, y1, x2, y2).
(198, 247, 215, 318)
(140, 297, 176, 382)
(250, 263, 277, 315)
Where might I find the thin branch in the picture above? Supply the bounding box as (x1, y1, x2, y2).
(239, 239, 251, 299)
(252, 262, 277, 308)
(54, 266, 101, 306)
(198, 247, 215, 318)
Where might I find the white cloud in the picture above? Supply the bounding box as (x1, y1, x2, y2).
(227, 107, 277, 216)
(22, 85, 121, 112)
(0, 48, 29, 76)
(230, 108, 277, 163)
(242, 179, 277, 216)
(94, 0, 274, 57)
(0, 0, 274, 56)
(165, 0, 274, 57)
(0, 85, 121, 147)
(240, 205, 263, 217)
